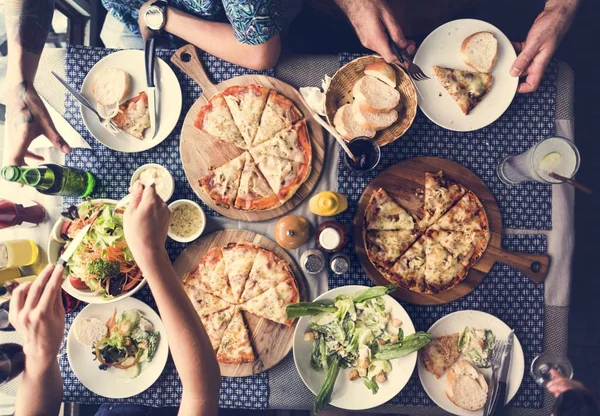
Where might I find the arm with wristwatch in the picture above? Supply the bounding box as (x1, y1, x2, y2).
(138, 0, 282, 70)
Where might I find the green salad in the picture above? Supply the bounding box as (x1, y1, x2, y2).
(287, 286, 432, 413)
(458, 326, 496, 368)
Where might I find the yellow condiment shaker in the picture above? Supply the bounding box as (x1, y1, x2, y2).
(309, 191, 348, 216)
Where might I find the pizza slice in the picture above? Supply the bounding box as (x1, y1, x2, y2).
(193, 247, 236, 303)
(253, 90, 303, 147)
(365, 229, 419, 270)
(216, 308, 256, 363)
(200, 306, 236, 351)
(364, 188, 416, 231)
(239, 248, 294, 302)
(253, 154, 310, 204)
(234, 154, 280, 211)
(432, 66, 493, 115)
(182, 282, 232, 317)
(223, 85, 270, 148)
(421, 333, 461, 378)
(249, 120, 312, 165)
(111, 91, 151, 139)
(240, 278, 299, 326)
(419, 171, 467, 229)
(194, 92, 246, 149)
(423, 231, 467, 294)
(199, 152, 246, 208)
(222, 241, 259, 303)
(388, 235, 426, 292)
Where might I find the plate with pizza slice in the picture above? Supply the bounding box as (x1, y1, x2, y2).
(413, 19, 518, 131)
(173, 229, 305, 376)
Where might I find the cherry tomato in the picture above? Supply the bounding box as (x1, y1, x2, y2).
(69, 276, 89, 291)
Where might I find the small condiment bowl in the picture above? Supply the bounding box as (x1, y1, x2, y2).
(130, 163, 175, 202)
(167, 199, 206, 243)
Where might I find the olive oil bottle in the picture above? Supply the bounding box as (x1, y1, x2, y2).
(1, 164, 95, 197)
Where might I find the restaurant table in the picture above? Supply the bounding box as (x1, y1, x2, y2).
(0, 48, 575, 415)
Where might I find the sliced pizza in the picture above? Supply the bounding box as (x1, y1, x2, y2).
(223, 85, 270, 148)
(432, 66, 493, 115)
(365, 229, 419, 270)
(249, 120, 312, 165)
(253, 154, 310, 204)
(423, 232, 467, 294)
(191, 247, 236, 303)
(388, 235, 426, 292)
(240, 278, 299, 326)
(222, 241, 259, 303)
(111, 91, 150, 139)
(364, 188, 416, 231)
(200, 306, 236, 351)
(199, 152, 246, 208)
(182, 282, 232, 316)
(216, 308, 256, 364)
(239, 248, 294, 302)
(253, 90, 303, 147)
(194, 92, 246, 149)
(421, 333, 460, 378)
(234, 154, 281, 211)
(419, 171, 467, 229)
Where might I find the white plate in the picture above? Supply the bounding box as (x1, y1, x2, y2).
(293, 285, 417, 411)
(417, 310, 525, 416)
(67, 297, 169, 398)
(80, 50, 182, 152)
(413, 19, 518, 131)
(48, 199, 147, 304)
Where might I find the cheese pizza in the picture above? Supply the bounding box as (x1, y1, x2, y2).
(194, 92, 247, 149)
(249, 121, 312, 165)
(253, 90, 302, 147)
(253, 154, 310, 204)
(432, 66, 493, 115)
(216, 308, 256, 364)
(199, 153, 246, 209)
(234, 154, 281, 211)
(223, 85, 270, 148)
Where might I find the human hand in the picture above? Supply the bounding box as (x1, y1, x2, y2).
(5, 81, 72, 166)
(335, 0, 415, 63)
(510, 0, 578, 93)
(124, 181, 171, 267)
(546, 369, 586, 397)
(9, 265, 65, 362)
(138, 1, 156, 42)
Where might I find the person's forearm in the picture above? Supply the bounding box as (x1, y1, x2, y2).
(16, 360, 62, 415)
(139, 249, 220, 414)
(545, 0, 579, 33)
(4, 0, 53, 82)
(164, 7, 280, 70)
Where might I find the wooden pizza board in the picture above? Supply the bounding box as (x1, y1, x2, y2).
(172, 229, 306, 377)
(171, 44, 325, 221)
(353, 157, 550, 305)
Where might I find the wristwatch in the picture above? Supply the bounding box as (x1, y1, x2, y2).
(144, 0, 168, 32)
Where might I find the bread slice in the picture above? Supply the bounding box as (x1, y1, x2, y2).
(445, 360, 488, 411)
(353, 75, 400, 113)
(91, 68, 130, 106)
(333, 104, 376, 140)
(364, 61, 396, 87)
(352, 101, 398, 130)
(421, 333, 460, 378)
(73, 317, 107, 345)
(461, 31, 498, 73)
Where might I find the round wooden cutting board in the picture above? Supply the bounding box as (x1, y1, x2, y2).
(171, 44, 325, 221)
(354, 157, 550, 305)
(173, 229, 306, 377)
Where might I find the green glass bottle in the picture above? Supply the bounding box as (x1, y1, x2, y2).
(1, 164, 95, 197)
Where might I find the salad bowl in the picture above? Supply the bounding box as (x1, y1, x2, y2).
(48, 199, 147, 304)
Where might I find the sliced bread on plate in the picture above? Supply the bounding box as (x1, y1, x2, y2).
(364, 61, 396, 87)
(445, 360, 488, 411)
(353, 75, 401, 113)
(91, 68, 130, 106)
(333, 103, 376, 140)
(461, 31, 498, 73)
(351, 101, 398, 130)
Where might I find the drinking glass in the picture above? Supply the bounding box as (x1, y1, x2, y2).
(343, 137, 381, 173)
(497, 136, 580, 185)
(530, 352, 574, 387)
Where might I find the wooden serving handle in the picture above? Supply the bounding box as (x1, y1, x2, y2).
(171, 44, 219, 96)
(485, 245, 550, 284)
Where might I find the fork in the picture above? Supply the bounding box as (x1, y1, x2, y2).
(484, 341, 507, 416)
(389, 39, 430, 81)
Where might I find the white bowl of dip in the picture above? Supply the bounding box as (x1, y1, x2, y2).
(167, 199, 206, 243)
(130, 163, 175, 202)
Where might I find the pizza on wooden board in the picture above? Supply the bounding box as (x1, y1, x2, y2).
(182, 241, 299, 365)
(249, 120, 312, 165)
(253, 90, 303, 147)
(432, 66, 493, 115)
(199, 153, 246, 209)
(194, 92, 246, 149)
(222, 85, 270, 148)
(253, 154, 311, 204)
(419, 171, 467, 229)
(234, 154, 281, 211)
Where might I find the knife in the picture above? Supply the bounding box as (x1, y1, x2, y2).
(485, 331, 514, 415)
(145, 36, 158, 140)
(58, 224, 91, 266)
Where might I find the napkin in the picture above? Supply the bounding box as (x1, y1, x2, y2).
(29, 97, 91, 150)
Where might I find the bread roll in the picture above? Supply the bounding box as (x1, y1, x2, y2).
(364, 61, 397, 87)
(91, 68, 131, 106)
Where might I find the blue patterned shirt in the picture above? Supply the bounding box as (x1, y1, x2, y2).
(102, 0, 282, 45)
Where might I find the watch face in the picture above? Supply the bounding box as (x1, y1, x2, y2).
(145, 5, 165, 31)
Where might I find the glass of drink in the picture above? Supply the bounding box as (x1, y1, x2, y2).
(0, 343, 25, 385)
(531, 352, 574, 387)
(0, 240, 39, 269)
(343, 137, 381, 173)
(497, 137, 580, 185)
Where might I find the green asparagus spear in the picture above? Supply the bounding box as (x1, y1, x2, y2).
(314, 357, 341, 413)
(374, 332, 432, 360)
(352, 285, 397, 304)
(286, 302, 337, 319)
